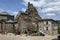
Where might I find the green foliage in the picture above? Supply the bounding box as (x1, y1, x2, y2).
(58, 26, 60, 34)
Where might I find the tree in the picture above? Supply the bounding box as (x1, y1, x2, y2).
(58, 26, 60, 34)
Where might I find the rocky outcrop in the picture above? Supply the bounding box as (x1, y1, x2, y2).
(15, 2, 41, 35)
(25, 2, 41, 19)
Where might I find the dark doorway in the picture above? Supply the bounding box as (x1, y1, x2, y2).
(17, 31, 20, 35)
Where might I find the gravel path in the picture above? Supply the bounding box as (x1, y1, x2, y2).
(0, 33, 57, 40)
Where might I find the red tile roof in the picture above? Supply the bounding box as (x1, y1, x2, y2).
(38, 18, 54, 21)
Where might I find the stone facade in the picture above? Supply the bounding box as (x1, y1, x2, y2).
(0, 12, 15, 34)
(15, 2, 41, 35)
(38, 19, 58, 35)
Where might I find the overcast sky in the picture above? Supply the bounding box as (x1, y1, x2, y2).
(0, 0, 60, 20)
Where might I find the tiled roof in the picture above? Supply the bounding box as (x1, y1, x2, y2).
(38, 18, 54, 21)
(6, 20, 14, 22)
(6, 20, 17, 23)
(0, 12, 14, 16)
(0, 12, 9, 15)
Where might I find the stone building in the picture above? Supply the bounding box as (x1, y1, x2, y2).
(0, 2, 58, 36)
(0, 12, 15, 34)
(38, 19, 58, 35)
(15, 2, 58, 35)
(15, 2, 41, 35)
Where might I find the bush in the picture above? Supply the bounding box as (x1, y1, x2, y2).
(58, 26, 60, 34)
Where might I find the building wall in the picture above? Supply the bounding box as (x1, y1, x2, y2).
(52, 22, 58, 35)
(0, 14, 14, 33)
(16, 14, 38, 34)
(0, 16, 7, 20)
(38, 20, 58, 35)
(6, 23, 14, 33)
(0, 22, 2, 32)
